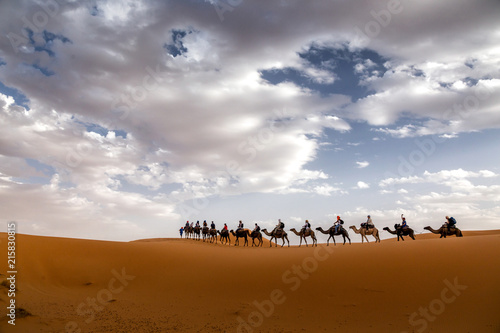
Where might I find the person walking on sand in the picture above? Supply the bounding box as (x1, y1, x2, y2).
(179, 227, 184, 238)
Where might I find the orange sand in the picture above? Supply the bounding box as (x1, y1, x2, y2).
(1, 230, 499, 332)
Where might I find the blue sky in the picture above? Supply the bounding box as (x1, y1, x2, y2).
(0, 0, 499, 241)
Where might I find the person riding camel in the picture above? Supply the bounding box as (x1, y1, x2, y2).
(253, 223, 260, 233)
(445, 216, 457, 231)
(195, 221, 200, 228)
(400, 214, 408, 229)
(210, 221, 216, 230)
(301, 220, 311, 234)
(362, 215, 374, 230)
(185, 221, 190, 229)
(334, 216, 344, 233)
(273, 219, 285, 234)
(223, 223, 228, 231)
(190, 221, 194, 228)
(203, 220, 208, 227)
(237, 220, 244, 231)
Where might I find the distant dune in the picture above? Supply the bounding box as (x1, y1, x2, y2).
(1, 230, 499, 332)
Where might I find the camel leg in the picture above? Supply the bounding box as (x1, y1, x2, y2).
(303, 236, 308, 247)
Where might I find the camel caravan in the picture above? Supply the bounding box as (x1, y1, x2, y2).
(179, 215, 462, 247)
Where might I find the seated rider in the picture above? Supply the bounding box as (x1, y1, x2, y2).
(203, 220, 208, 227)
(185, 221, 190, 229)
(302, 220, 311, 233)
(195, 221, 200, 228)
(334, 216, 344, 233)
(362, 215, 374, 230)
(400, 214, 408, 229)
(210, 221, 216, 230)
(190, 221, 194, 228)
(273, 219, 285, 234)
(253, 223, 260, 234)
(445, 216, 457, 230)
(223, 223, 228, 232)
(237, 220, 244, 231)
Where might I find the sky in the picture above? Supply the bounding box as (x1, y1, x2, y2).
(0, 0, 499, 242)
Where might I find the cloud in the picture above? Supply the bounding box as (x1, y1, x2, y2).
(356, 161, 369, 168)
(356, 181, 370, 189)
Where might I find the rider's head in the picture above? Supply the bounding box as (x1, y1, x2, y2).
(445, 216, 449, 219)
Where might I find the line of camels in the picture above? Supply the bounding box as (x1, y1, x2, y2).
(182, 223, 463, 247)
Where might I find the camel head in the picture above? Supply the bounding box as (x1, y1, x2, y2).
(383, 227, 389, 231)
(423, 226, 431, 230)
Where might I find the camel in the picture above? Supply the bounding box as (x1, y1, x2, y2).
(193, 226, 201, 241)
(261, 229, 290, 247)
(209, 229, 217, 243)
(230, 229, 249, 246)
(202, 226, 209, 242)
(289, 228, 317, 247)
(217, 229, 230, 245)
(424, 225, 463, 238)
(184, 226, 193, 239)
(250, 230, 263, 247)
(349, 225, 380, 243)
(315, 226, 351, 246)
(383, 224, 415, 241)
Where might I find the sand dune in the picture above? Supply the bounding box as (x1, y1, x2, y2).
(1, 230, 499, 332)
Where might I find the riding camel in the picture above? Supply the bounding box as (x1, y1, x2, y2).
(349, 225, 380, 243)
(315, 226, 351, 245)
(230, 229, 249, 246)
(383, 224, 415, 241)
(185, 226, 193, 239)
(202, 226, 209, 242)
(261, 229, 290, 247)
(424, 225, 463, 238)
(209, 229, 217, 243)
(250, 230, 263, 247)
(217, 229, 230, 245)
(289, 228, 317, 247)
(193, 226, 201, 240)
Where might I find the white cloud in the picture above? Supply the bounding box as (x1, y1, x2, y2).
(356, 161, 370, 168)
(356, 181, 370, 189)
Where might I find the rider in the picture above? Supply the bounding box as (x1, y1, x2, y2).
(400, 214, 408, 229)
(237, 220, 244, 231)
(195, 220, 200, 228)
(273, 219, 285, 234)
(190, 221, 194, 228)
(445, 216, 457, 231)
(210, 221, 216, 230)
(223, 223, 228, 232)
(302, 220, 311, 233)
(203, 220, 208, 228)
(253, 223, 260, 233)
(185, 221, 190, 229)
(365, 215, 374, 230)
(334, 216, 344, 233)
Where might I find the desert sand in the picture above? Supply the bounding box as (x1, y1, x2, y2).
(1, 229, 499, 332)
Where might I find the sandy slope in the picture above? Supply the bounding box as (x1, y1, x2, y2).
(1, 230, 499, 333)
